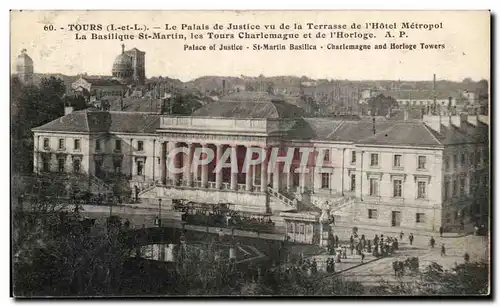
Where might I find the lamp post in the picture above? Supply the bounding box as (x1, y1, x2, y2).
(158, 198, 162, 228)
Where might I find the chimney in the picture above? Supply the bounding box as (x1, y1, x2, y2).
(222, 79, 226, 96)
(64, 103, 74, 115)
(121, 44, 125, 54)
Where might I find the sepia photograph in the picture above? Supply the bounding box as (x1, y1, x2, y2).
(9, 10, 491, 298)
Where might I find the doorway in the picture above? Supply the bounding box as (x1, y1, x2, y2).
(391, 211, 401, 227)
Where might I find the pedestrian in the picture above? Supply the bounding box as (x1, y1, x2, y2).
(367, 240, 372, 253)
(360, 234, 366, 249)
(439, 226, 444, 237)
(399, 231, 404, 240)
(409, 233, 414, 245)
(441, 243, 446, 257)
(350, 235, 354, 246)
(460, 220, 465, 233)
(335, 235, 339, 247)
(429, 236, 435, 248)
(311, 259, 318, 274)
(464, 252, 470, 263)
(361, 252, 365, 263)
(350, 244, 354, 255)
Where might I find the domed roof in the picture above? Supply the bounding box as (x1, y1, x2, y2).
(192, 91, 305, 119)
(16, 49, 33, 66)
(112, 53, 133, 71)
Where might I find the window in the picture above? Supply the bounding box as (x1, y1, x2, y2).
(323, 149, 330, 162)
(350, 174, 356, 192)
(444, 156, 450, 171)
(454, 154, 458, 169)
(475, 151, 480, 165)
(299, 224, 305, 234)
(113, 159, 121, 174)
(417, 156, 427, 170)
(393, 179, 402, 198)
(43, 138, 50, 149)
(469, 153, 474, 166)
(73, 159, 81, 173)
(74, 139, 81, 150)
(453, 179, 458, 197)
(115, 140, 122, 152)
(321, 173, 330, 189)
(370, 153, 379, 167)
(459, 177, 466, 197)
(42, 158, 50, 172)
(58, 157, 65, 172)
(95, 140, 101, 151)
(416, 213, 426, 223)
(460, 153, 466, 166)
(137, 160, 144, 176)
(58, 139, 65, 150)
(393, 155, 402, 168)
(351, 151, 357, 164)
(417, 181, 427, 199)
(444, 179, 450, 200)
(368, 209, 378, 219)
(137, 141, 144, 152)
(287, 222, 294, 233)
(369, 178, 379, 196)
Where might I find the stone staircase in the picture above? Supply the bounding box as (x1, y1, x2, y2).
(267, 186, 298, 211)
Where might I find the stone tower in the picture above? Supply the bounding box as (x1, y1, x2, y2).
(16, 49, 34, 84)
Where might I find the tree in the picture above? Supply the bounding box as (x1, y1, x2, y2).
(11, 76, 67, 174)
(367, 94, 399, 117)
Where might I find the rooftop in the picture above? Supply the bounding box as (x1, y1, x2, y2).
(192, 91, 305, 119)
(32, 110, 160, 134)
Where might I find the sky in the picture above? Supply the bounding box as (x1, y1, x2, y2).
(10, 10, 490, 82)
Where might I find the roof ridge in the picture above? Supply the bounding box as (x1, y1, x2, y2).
(84, 111, 90, 132)
(326, 121, 345, 139)
(141, 115, 160, 132)
(421, 123, 443, 145)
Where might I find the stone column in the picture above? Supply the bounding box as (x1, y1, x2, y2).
(185, 142, 193, 187)
(245, 146, 254, 191)
(272, 163, 280, 190)
(160, 141, 166, 184)
(201, 143, 209, 188)
(215, 144, 223, 189)
(300, 169, 306, 193)
(286, 167, 293, 192)
(171, 142, 180, 186)
(260, 147, 268, 192)
(230, 145, 238, 190)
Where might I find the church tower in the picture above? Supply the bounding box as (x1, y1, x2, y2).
(16, 49, 34, 84)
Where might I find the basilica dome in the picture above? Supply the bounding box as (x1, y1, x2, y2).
(112, 45, 133, 80)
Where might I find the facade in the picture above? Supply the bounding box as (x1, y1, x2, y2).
(15, 49, 34, 84)
(71, 77, 126, 102)
(359, 89, 458, 107)
(32, 91, 489, 233)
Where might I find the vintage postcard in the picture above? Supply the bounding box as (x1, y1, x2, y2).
(10, 10, 490, 297)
